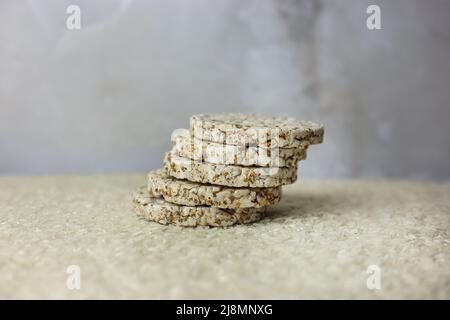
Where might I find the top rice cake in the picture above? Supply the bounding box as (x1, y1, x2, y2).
(190, 113, 324, 148)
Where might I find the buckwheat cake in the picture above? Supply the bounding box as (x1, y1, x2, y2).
(190, 113, 324, 148)
(133, 187, 265, 227)
(172, 128, 308, 167)
(148, 169, 281, 209)
(163, 151, 297, 188)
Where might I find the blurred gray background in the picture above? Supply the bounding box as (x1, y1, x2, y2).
(1, 0, 449, 179)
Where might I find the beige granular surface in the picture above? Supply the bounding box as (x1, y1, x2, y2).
(190, 113, 324, 148)
(164, 152, 297, 187)
(1, 175, 449, 299)
(172, 128, 307, 167)
(133, 187, 265, 227)
(148, 169, 281, 209)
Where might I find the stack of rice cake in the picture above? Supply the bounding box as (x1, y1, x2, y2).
(133, 113, 324, 227)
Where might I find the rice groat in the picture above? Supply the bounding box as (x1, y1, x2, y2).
(164, 152, 297, 188)
(133, 187, 265, 227)
(172, 129, 307, 167)
(190, 113, 324, 148)
(148, 169, 281, 209)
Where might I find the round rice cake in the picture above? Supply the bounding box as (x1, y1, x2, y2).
(190, 113, 324, 148)
(133, 187, 265, 227)
(164, 151, 297, 188)
(172, 129, 307, 167)
(148, 169, 281, 209)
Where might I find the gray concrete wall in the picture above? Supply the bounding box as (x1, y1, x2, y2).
(1, 0, 449, 179)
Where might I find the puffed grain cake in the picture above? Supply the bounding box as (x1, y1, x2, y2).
(148, 169, 281, 209)
(133, 187, 265, 227)
(172, 128, 307, 167)
(163, 151, 297, 188)
(190, 113, 324, 148)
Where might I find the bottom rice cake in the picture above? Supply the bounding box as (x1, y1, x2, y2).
(133, 187, 265, 227)
(164, 151, 297, 188)
(148, 169, 281, 209)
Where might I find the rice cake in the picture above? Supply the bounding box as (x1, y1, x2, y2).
(163, 152, 297, 188)
(133, 187, 265, 227)
(190, 113, 324, 148)
(172, 129, 307, 167)
(148, 169, 281, 209)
